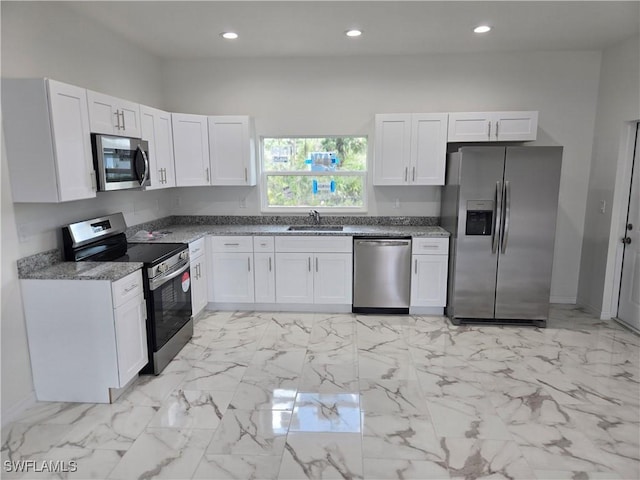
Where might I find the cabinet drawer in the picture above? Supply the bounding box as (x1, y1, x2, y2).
(189, 237, 206, 258)
(253, 236, 274, 252)
(112, 270, 144, 308)
(275, 235, 352, 253)
(412, 237, 449, 255)
(209, 235, 253, 253)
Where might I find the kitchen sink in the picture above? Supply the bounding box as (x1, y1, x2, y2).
(287, 225, 344, 231)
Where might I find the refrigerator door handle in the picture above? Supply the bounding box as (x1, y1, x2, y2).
(492, 181, 502, 253)
(501, 180, 511, 253)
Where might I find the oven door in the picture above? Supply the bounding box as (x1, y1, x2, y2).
(92, 134, 150, 191)
(147, 261, 192, 352)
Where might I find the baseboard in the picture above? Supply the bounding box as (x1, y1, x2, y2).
(409, 307, 445, 315)
(207, 302, 352, 313)
(2, 390, 37, 427)
(549, 296, 577, 304)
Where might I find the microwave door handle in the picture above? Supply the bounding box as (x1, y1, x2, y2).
(137, 145, 150, 187)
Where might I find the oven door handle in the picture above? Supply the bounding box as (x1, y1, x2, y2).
(149, 261, 190, 291)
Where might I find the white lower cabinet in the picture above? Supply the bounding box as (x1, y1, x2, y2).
(20, 270, 147, 403)
(254, 252, 276, 303)
(410, 238, 449, 308)
(208, 236, 255, 303)
(189, 238, 208, 316)
(274, 236, 353, 305)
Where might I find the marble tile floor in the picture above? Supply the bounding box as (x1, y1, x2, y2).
(2, 306, 639, 480)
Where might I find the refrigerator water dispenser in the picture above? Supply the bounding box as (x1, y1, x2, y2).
(466, 200, 493, 236)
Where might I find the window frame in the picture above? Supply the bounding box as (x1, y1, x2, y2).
(259, 135, 368, 214)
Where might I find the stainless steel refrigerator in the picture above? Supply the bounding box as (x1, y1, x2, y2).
(441, 146, 562, 327)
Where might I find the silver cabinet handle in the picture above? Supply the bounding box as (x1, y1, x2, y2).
(120, 111, 126, 130)
(205, 167, 210, 182)
(488, 121, 492, 139)
(224, 243, 239, 246)
(492, 181, 502, 254)
(414, 258, 418, 274)
(404, 167, 408, 182)
(268, 256, 272, 272)
(495, 121, 499, 140)
(501, 181, 511, 253)
(248, 257, 251, 272)
(123, 283, 139, 293)
(412, 166, 416, 181)
(244, 167, 248, 182)
(114, 111, 121, 130)
(315, 257, 318, 272)
(308, 257, 311, 272)
(90, 170, 97, 190)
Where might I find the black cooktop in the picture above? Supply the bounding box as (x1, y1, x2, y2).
(121, 242, 187, 265)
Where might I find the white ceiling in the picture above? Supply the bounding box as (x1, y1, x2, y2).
(66, 1, 640, 59)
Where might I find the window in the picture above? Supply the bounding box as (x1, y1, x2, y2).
(261, 136, 367, 212)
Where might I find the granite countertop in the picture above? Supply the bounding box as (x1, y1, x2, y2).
(20, 260, 144, 281)
(129, 224, 450, 244)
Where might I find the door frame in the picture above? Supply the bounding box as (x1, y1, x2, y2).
(608, 120, 639, 321)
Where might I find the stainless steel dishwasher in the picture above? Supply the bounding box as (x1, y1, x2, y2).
(353, 237, 412, 314)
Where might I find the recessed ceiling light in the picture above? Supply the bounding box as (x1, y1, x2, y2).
(345, 29, 362, 38)
(221, 32, 239, 40)
(473, 25, 492, 34)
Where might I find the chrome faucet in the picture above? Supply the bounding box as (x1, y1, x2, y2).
(309, 209, 321, 225)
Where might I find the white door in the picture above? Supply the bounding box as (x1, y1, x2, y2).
(191, 255, 208, 316)
(47, 80, 96, 202)
(618, 126, 640, 330)
(117, 98, 141, 138)
(411, 113, 448, 185)
(141, 106, 176, 190)
(314, 253, 353, 304)
(210, 253, 255, 303)
(494, 111, 538, 141)
(86, 90, 118, 134)
(410, 255, 448, 307)
(113, 294, 148, 387)
(447, 112, 493, 142)
(373, 114, 411, 185)
(173, 113, 210, 186)
(254, 252, 276, 303)
(275, 253, 314, 303)
(209, 116, 255, 185)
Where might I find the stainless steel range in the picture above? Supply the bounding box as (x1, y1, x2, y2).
(62, 213, 192, 374)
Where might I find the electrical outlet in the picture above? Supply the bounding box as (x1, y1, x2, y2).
(599, 200, 606, 214)
(394, 198, 400, 209)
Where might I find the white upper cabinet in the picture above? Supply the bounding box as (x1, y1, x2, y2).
(208, 115, 257, 186)
(87, 90, 141, 137)
(140, 105, 176, 190)
(373, 113, 448, 186)
(2, 78, 96, 203)
(447, 111, 538, 142)
(172, 113, 211, 187)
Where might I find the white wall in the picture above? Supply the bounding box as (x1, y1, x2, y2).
(0, 2, 167, 421)
(162, 51, 602, 302)
(578, 35, 640, 317)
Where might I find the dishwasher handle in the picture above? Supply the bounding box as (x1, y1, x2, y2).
(355, 239, 411, 247)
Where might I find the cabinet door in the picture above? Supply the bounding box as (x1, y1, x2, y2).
(410, 255, 448, 307)
(447, 112, 493, 142)
(87, 90, 118, 135)
(191, 255, 208, 316)
(113, 294, 148, 387)
(117, 98, 142, 138)
(173, 113, 211, 186)
(494, 111, 538, 141)
(275, 253, 314, 304)
(314, 253, 353, 304)
(208, 116, 256, 186)
(47, 80, 96, 202)
(141, 106, 176, 190)
(373, 114, 411, 185)
(254, 252, 276, 303)
(210, 252, 255, 303)
(411, 113, 448, 185)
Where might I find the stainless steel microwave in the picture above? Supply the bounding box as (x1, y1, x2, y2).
(91, 134, 150, 191)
